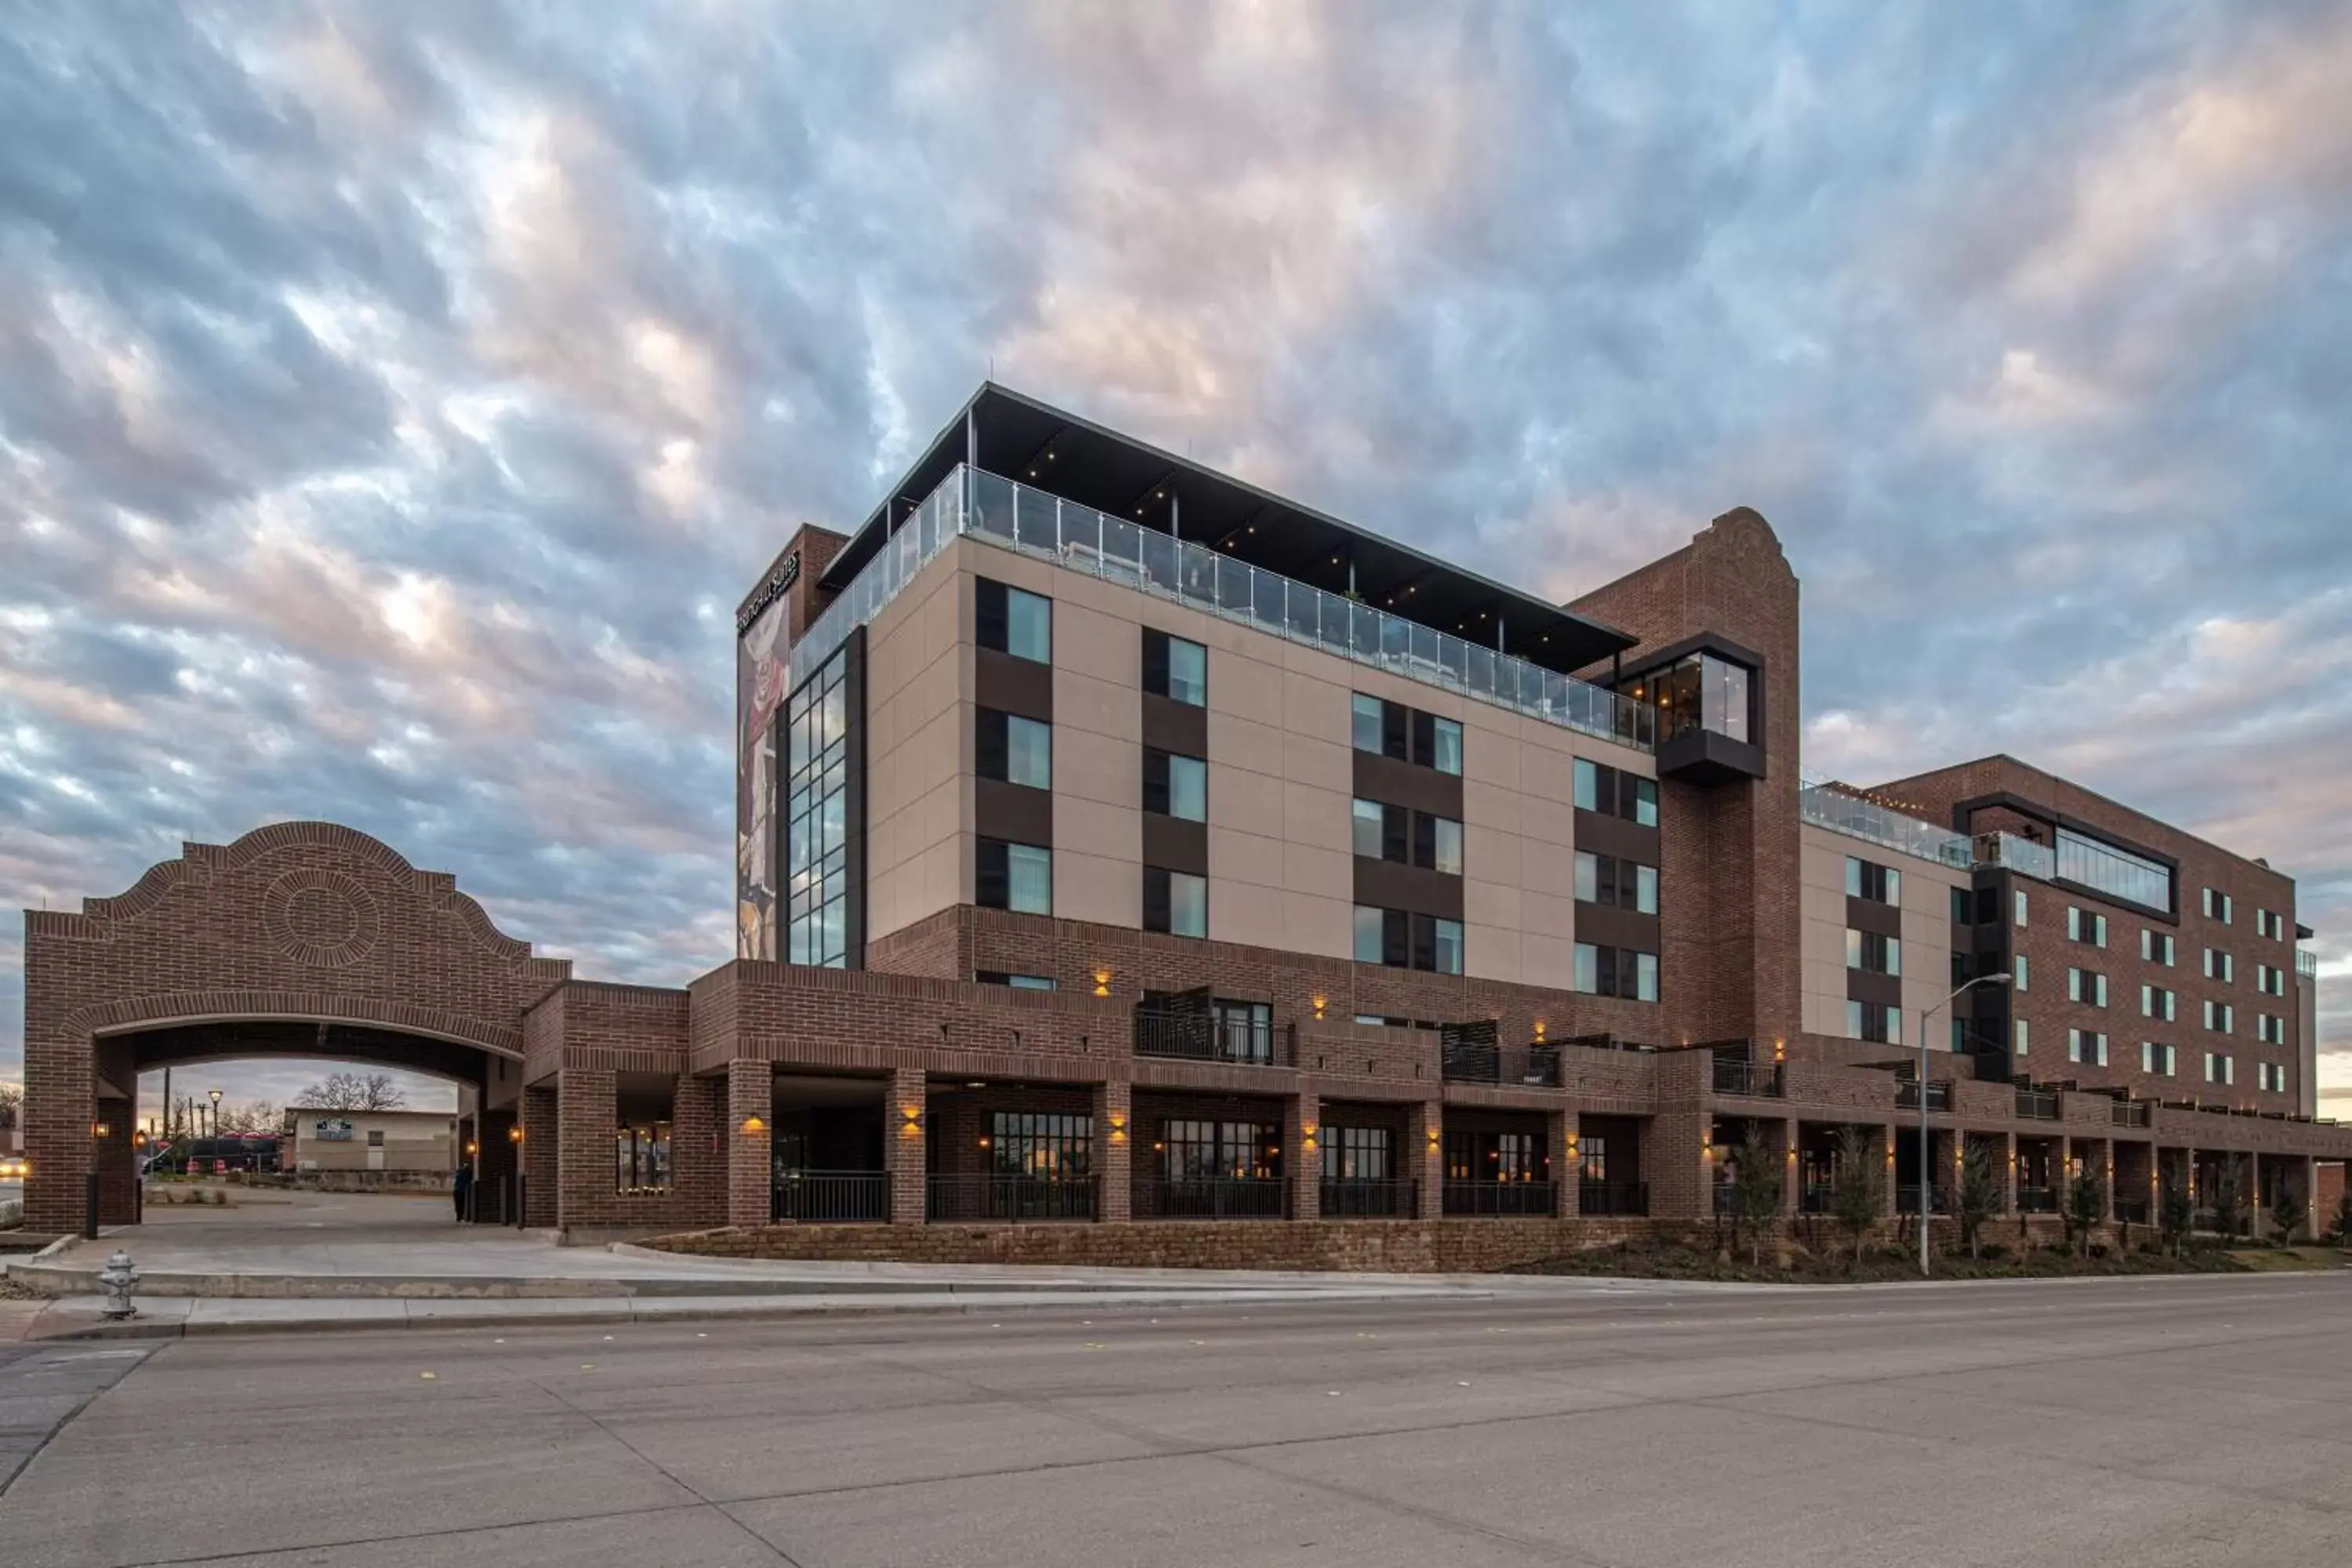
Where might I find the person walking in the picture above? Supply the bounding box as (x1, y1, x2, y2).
(452, 1160, 474, 1223)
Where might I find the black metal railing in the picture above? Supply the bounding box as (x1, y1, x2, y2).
(771, 1170, 890, 1223)
(1896, 1080, 1954, 1112)
(926, 1174, 1098, 1223)
(1319, 1178, 1419, 1218)
(2015, 1185, 2058, 1214)
(1579, 1181, 1649, 1217)
(1134, 1009, 1288, 1065)
(1712, 1184, 1737, 1217)
(1133, 1177, 1290, 1220)
(2111, 1100, 2152, 1128)
(1439, 1041, 1564, 1087)
(1712, 1058, 1786, 1098)
(1443, 1181, 1559, 1218)
(2016, 1089, 2062, 1120)
(1799, 1181, 1836, 1215)
(1896, 1184, 1948, 1216)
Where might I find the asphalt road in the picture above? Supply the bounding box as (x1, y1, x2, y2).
(0, 1272, 2345, 1566)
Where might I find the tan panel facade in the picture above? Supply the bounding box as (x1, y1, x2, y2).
(1798, 823, 1965, 1046)
(863, 542, 972, 942)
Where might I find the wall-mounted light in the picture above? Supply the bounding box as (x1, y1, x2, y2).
(1563, 1132, 1579, 1160)
(1094, 970, 1112, 997)
(1301, 1123, 1319, 1151)
(978, 1136, 991, 1149)
(466, 1141, 478, 1156)
(899, 1105, 924, 1136)
(91, 1120, 111, 1139)
(740, 1115, 768, 1136)
(1533, 1018, 1547, 1042)
(1773, 1038, 1786, 1063)
(1108, 1113, 1127, 1145)
(1312, 994, 1327, 1021)
(1426, 1127, 1442, 1150)
(510, 1125, 524, 1144)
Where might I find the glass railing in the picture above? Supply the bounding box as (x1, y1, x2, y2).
(960, 466, 1653, 751)
(1976, 831, 2057, 881)
(1798, 779, 1973, 869)
(2296, 948, 2318, 979)
(785, 467, 966, 692)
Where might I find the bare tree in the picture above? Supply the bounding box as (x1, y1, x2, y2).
(0, 1081, 21, 1131)
(295, 1072, 407, 1112)
(1955, 1139, 2002, 1260)
(2062, 1170, 2104, 1259)
(1830, 1125, 1886, 1267)
(1724, 1127, 1784, 1269)
(2208, 1156, 2249, 1243)
(218, 1099, 281, 1136)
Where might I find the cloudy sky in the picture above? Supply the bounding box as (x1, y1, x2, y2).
(2, 1, 2347, 1121)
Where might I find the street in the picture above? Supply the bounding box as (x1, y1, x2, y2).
(0, 1272, 2345, 1566)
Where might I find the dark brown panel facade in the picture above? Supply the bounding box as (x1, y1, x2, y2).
(1141, 814, 1207, 877)
(975, 779, 1052, 848)
(1575, 902, 1661, 956)
(1571, 809, 1661, 866)
(1353, 857, 1465, 921)
(1845, 895, 1902, 939)
(1352, 751, 1462, 821)
(975, 647, 1053, 722)
(1140, 692, 1207, 757)
(1845, 965, 1902, 1009)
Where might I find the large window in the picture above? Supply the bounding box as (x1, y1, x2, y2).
(1144, 750, 1207, 821)
(978, 839, 1052, 915)
(2141, 929, 2175, 966)
(1162, 1120, 1276, 1181)
(1211, 999, 1273, 1063)
(2141, 1041, 2176, 1076)
(1352, 693, 1461, 775)
(615, 1122, 671, 1194)
(2067, 1029, 2108, 1066)
(782, 647, 852, 967)
(1144, 867, 1207, 937)
(2054, 828, 2170, 913)
(978, 709, 1051, 789)
(1636, 651, 1753, 745)
(2067, 906, 2107, 946)
(1845, 999, 1901, 1044)
(1321, 1126, 1392, 1181)
(1356, 906, 1461, 973)
(1845, 855, 1900, 905)
(1143, 630, 1206, 706)
(1846, 928, 1900, 976)
(992, 1112, 1091, 1178)
(1574, 851, 1657, 913)
(1574, 758, 1659, 826)
(1573, 942, 1660, 1000)
(977, 578, 1051, 662)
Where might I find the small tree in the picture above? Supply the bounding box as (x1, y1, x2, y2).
(2330, 1184, 2352, 1247)
(2208, 1156, 2249, 1243)
(2268, 1184, 2307, 1248)
(2158, 1168, 2194, 1258)
(1725, 1127, 1784, 1268)
(0, 1081, 21, 1131)
(296, 1072, 406, 1112)
(2062, 1170, 2104, 1258)
(1830, 1125, 1886, 1267)
(1955, 1140, 2002, 1260)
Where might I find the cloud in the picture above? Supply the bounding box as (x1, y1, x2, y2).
(2, 1, 2345, 1112)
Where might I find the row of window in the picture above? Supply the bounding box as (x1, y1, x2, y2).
(1846, 928, 1900, 977)
(1351, 798, 1462, 873)
(1353, 906, 1465, 974)
(2202, 887, 2294, 945)
(1575, 851, 1659, 913)
(1847, 856, 1900, 906)
(1577, 759, 1659, 825)
(1849, 1000, 1901, 1044)
(1574, 942, 1660, 1000)
(1352, 692, 1462, 775)
(975, 841, 1214, 945)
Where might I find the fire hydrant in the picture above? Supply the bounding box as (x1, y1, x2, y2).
(97, 1250, 140, 1321)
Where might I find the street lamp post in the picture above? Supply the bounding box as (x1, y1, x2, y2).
(207, 1088, 222, 1147)
(1919, 972, 2013, 1279)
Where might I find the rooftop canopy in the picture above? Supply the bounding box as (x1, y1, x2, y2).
(818, 383, 1636, 676)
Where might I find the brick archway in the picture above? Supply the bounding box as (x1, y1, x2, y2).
(20, 822, 568, 1232)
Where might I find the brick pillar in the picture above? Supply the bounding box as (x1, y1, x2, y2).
(2002, 1131, 2017, 1216)
(477, 1107, 517, 1222)
(1414, 1101, 1444, 1219)
(1882, 1125, 1898, 1217)
(1092, 1080, 1131, 1223)
(20, 1026, 93, 1234)
(884, 1066, 926, 1224)
(673, 1072, 725, 1227)
(2250, 1152, 2264, 1234)
(557, 1068, 615, 1232)
(1544, 1107, 1571, 1218)
(1286, 1091, 1319, 1221)
(521, 1083, 558, 1228)
(1781, 1117, 1802, 1216)
(726, 1060, 773, 1227)
(1651, 1114, 1706, 1221)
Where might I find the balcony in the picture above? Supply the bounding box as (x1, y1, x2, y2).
(1579, 1181, 1650, 1217)
(1896, 1185, 1947, 1216)
(2016, 1185, 2059, 1214)
(926, 1174, 1098, 1223)
(1798, 779, 1973, 869)
(1443, 1181, 1560, 1218)
(1319, 1179, 1419, 1219)
(1134, 1004, 1291, 1067)
(2111, 1099, 2153, 1129)
(1133, 1177, 1290, 1220)
(2016, 1089, 2062, 1120)
(1440, 1041, 1564, 1088)
(771, 1171, 889, 1223)
(1711, 1058, 1786, 1098)
(2299, 948, 2320, 980)
(1976, 831, 2057, 880)
(1896, 1080, 1954, 1112)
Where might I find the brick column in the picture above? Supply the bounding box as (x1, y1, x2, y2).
(725, 1060, 772, 1227)
(1414, 1101, 1444, 1219)
(2002, 1131, 2017, 1216)
(1650, 1114, 1706, 1221)
(1092, 1080, 1131, 1223)
(1286, 1091, 1320, 1221)
(1544, 1107, 1571, 1219)
(521, 1083, 558, 1228)
(476, 1107, 517, 1221)
(673, 1072, 725, 1228)
(1882, 1125, 1898, 1217)
(884, 1066, 927, 1224)
(2304, 1157, 2321, 1241)
(557, 1068, 615, 1232)
(1781, 1117, 1802, 1216)
(20, 1028, 93, 1234)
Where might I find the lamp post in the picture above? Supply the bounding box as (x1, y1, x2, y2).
(1919, 972, 2013, 1279)
(207, 1088, 222, 1143)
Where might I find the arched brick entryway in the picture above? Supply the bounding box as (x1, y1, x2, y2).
(20, 823, 568, 1232)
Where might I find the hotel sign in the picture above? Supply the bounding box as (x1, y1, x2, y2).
(313, 1118, 355, 1142)
(736, 551, 800, 637)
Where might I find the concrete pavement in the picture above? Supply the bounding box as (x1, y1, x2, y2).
(0, 1271, 2346, 1566)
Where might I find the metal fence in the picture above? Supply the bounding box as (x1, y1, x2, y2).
(1712, 1058, 1786, 1098)
(926, 1174, 1098, 1223)
(1443, 1181, 1559, 1218)
(1318, 1179, 1420, 1219)
(771, 1170, 889, 1223)
(1578, 1181, 1650, 1217)
(1133, 1178, 1290, 1220)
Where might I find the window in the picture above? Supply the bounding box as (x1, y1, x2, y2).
(1145, 868, 1207, 938)
(1573, 758, 1657, 826)
(2015, 889, 2029, 927)
(2204, 1052, 2234, 1087)
(2204, 948, 2234, 983)
(1845, 856, 1900, 905)
(976, 578, 1051, 662)
(1210, 1000, 1274, 1064)
(1162, 1120, 1276, 1182)
(1845, 999, 1900, 1044)
(1951, 887, 1973, 924)
(2257, 1013, 2285, 1045)
(1635, 863, 1659, 915)
(2014, 1018, 2030, 1056)
(2203, 999, 2234, 1034)
(2140, 984, 2175, 1022)
(1637, 651, 1753, 744)
(977, 710, 1051, 789)
(2202, 887, 2231, 924)
(2067, 1029, 2108, 1066)
(2014, 954, 2028, 992)
(2259, 1062, 2287, 1093)
(615, 1120, 672, 1193)
(1352, 694, 1462, 775)
(992, 1112, 1091, 1179)
(2141, 929, 2175, 966)
(1574, 942, 1660, 1000)
(1579, 1134, 1609, 1186)
(2256, 908, 2285, 942)
(978, 840, 1052, 915)
(975, 971, 1056, 991)
(1352, 798, 1386, 860)
(782, 646, 853, 967)
(1428, 816, 1463, 876)
(1430, 917, 1465, 976)
(1353, 905, 1387, 964)
(2254, 962, 2285, 996)
(1144, 750, 1207, 821)
(1426, 716, 1464, 776)
(2067, 967, 2107, 1007)
(2067, 907, 2107, 946)
(1142, 630, 1206, 706)
(2141, 1041, 2176, 1076)
(2055, 828, 2172, 912)
(1322, 1125, 1393, 1181)
(1846, 929, 1901, 976)
(366, 1128, 386, 1148)
(1351, 693, 1387, 754)
(1575, 852, 1658, 913)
